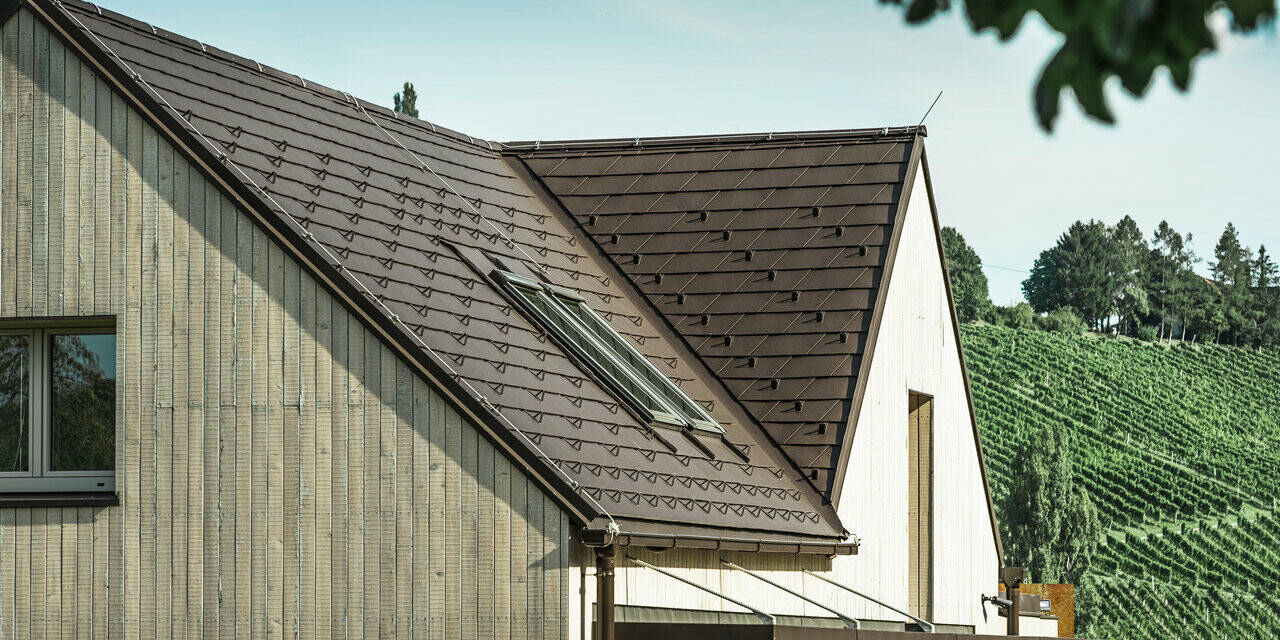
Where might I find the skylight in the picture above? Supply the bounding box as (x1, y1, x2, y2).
(499, 272, 723, 434)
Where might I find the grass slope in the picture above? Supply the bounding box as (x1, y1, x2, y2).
(960, 324, 1280, 640)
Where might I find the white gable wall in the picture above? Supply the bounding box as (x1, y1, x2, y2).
(835, 162, 1003, 633)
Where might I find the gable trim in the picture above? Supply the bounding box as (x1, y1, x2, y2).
(828, 135, 925, 507)
(20, 0, 599, 524)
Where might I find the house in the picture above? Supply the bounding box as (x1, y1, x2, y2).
(0, 0, 1018, 638)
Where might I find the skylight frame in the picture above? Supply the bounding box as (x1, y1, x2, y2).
(498, 272, 724, 434)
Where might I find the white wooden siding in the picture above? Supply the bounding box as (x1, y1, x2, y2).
(0, 9, 569, 639)
(578, 164, 1004, 636)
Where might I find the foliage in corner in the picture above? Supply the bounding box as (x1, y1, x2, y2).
(880, 0, 1277, 130)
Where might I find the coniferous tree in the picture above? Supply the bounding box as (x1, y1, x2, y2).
(393, 82, 419, 118)
(1212, 223, 1256, 345)
(1023, 220, 1121, 329)
(1254, 246, 1280, 348)
(1147, 222, 1199, 340)
(940, 227, 992, 323)
(1112, 215, 1150, 335)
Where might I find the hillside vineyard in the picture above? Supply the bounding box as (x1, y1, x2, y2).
(962, 324, 1280, 640)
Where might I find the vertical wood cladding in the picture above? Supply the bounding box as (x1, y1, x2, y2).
(0, 9, 568, 638)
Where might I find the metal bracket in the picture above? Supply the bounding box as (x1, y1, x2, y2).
(626, 556, 775, 625)
(803, 570, 934, 632)
(723, 561, 859, 629)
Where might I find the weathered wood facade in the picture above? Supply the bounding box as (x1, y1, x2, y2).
(0, 8, 570, 638)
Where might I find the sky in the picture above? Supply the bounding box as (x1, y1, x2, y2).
(102, 0, 1280, 304)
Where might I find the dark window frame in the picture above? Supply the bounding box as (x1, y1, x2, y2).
(0, 317, 117, 494)
(497, 272, 723, 434)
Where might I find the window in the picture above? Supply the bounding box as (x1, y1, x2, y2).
(0, 323, 116, 493)
(907, 392, 933, 620)
(498, 272, 723, 433)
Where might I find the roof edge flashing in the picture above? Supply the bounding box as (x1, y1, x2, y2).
(503, 125, 925, 153)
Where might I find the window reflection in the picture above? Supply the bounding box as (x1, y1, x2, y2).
(0, 335, 30, 473)
(51, 334, 116, 472)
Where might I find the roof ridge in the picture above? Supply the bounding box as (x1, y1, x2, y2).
(58, 0, 504, 153)
(505, 126, 924, 153)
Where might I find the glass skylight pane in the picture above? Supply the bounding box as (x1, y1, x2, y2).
(552, 294, 722, 432)
(507, 281, 686, 426)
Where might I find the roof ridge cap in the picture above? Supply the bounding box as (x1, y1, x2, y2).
(503, 126, 925, 153)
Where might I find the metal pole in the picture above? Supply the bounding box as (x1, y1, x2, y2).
(1000, 567, 1026, 637)
(1008, 581, 1020, 636)
(802, 570, 934, 632)
(596, 545, 616, 640)
(625, 556, 776, 625)
(723, 561, 859, 629)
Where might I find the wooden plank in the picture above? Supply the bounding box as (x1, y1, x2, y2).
(0, 15, 16, 314)
(0, 510, 10, 640)
(180, 153, 205, 639)
(361, 331, 381, 639)
(427, 388, 447, 640)
(280, 250, 302, 640)
(410, 378, 431, 637)
(297, 272, 318, 640)
(509, 466, 528, 640)
(119, 86, 142, 640)
(378, 344, 397, 638)
(138, 111, 160, 639)
(46, 29, 64, 315)
(172, 142, 193, 639)
(526, 483, 545, 639)
(314, 286, 334, 640)
(444, 403, 463, 640)
(395, 361, 414, 638)
(346, 321, 366, 636)
(14, 509, 30, 640)
(76, 47, 95, 315)
(30, 15, 48, 317)
(266, 240, 286, 640)
(14, 10, 33, 315)
(154, 122, 176, 640)
(250, 225, 270, 639)
(60, 508, 76, 640)
(59, 37, 78, 315)
(76, 509, 92, 638)
(14, 9, 33, 316)
(330, 307, 350, 638)
(493, 451, 512, 640)
(233, 208, 254, 638)
(477, 439, 496, 640)
(461, 413, 480, 640)
(31, 509, 45, 640)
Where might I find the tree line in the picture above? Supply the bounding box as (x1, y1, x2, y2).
(944, 219, 1280, 347)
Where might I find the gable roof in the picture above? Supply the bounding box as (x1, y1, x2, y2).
(510, 130, 919, 503)
(24, 0, 861, 548)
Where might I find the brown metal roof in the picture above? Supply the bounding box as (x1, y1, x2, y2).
(511, 131, 917, 502)
(34, 0, 860, 544)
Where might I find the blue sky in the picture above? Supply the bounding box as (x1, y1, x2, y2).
(104, 0, 1280, 304)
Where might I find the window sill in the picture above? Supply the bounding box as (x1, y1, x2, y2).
(0, 492, 119, 508)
